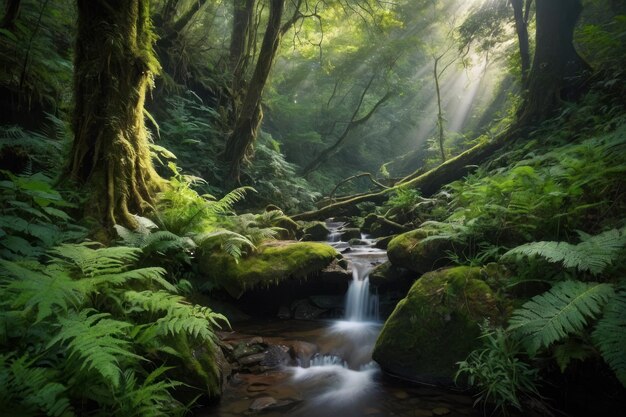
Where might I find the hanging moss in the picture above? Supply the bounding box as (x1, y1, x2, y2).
(67, 0, 164, 230)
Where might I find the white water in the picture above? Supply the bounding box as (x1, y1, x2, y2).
(287, 220, 387, 410)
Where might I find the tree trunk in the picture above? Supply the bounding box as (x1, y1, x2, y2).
(511, 0, 531, 84)
(229, 0, 255, 122)
(517, 0, 590, 128)
(68, 0, 164, 229)
(1, 0, 20, 29)
(223, 0, 284, 184)
(433, 55, 445, 162)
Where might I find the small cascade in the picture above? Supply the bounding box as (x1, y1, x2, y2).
(344, 261, 379, 321)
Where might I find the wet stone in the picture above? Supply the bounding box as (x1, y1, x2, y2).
(233, 343, 265, 359)
(432, 406, 451, 416)
(238, 352, 266, 366)
(249, 396, 277, 411)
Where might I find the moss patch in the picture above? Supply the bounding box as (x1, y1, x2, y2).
(387, 229, 456, 273)
(372, 266, 508, 384)
(198, 241, 340, 298)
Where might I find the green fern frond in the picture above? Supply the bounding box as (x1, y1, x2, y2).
(502, 228, 626, 274)
(508, 280, 615, 354)
(50, 243, 142, 277)
(0, 354, 74, 417)
(47, 310, 143, 388)
(113, 367, 185, 417)
(208, 186, 255, 215)
(124, 290, 229, 342)
(82, 267, 175, 293)
(0, 260, 83, 322)
(592, 282, 626, 387)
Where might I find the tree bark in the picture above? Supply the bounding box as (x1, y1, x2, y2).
(517, 0, 590, 128)
(511, 0, 531, 84)
(68, 0, 164, 229)
(433, 55, 445, 162)
(223, 0, 285, 184)
(1, 0, 20, 29)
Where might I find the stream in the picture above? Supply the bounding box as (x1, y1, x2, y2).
(202, 220, 481, 417)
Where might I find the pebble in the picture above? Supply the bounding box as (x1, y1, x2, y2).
(432, 406, 451, 416)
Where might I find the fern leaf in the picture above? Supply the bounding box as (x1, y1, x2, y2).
(592, 283, 626, 387)
(503, 228, 626, 274)
(0, 354, 74, 417)
(50, 243, 142, 276)
(47, 310, 143, 388)
(0, 260, 83, 322)
(508, 280, 615, 354)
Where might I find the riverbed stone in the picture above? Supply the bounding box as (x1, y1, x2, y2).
(369, 261, 415, 292)
(340, 227, 361, 241)
(198, 241, 340, 298)
(386, 228, 455, 273)
(372, 266, 508, 385)
(302, 221, 330, 241)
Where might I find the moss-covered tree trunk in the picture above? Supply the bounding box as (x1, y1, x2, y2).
(517, 0, 590, 127)
(223, 0, 285, 184)
(67, 0, 163, 229)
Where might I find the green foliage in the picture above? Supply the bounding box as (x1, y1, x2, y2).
(0, 354, 74, 417)
(0, 0, 74, 114)
(241, 134, 321, 212)
(456, 324, 539, 415)
(508, 280, 615, 354)
(48, 310, 141, 388)
(0, 172, 86, 259)
(0, 181, 226, 415)
(503, 227, 626, 275)
(592, 282, 626, 386)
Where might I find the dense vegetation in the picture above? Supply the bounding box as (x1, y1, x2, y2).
(1, 0, 624, 416)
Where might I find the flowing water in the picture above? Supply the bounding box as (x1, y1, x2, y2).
(202, 220, 481, 417)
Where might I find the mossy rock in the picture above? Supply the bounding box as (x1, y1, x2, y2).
(340, 227, 361, 241)
(372, 266, 508, 385)
(198, 241, 340, 298)
(302, 221, 330, 241)
(369, 261, 415, 292)
(387, 228, 455, 273)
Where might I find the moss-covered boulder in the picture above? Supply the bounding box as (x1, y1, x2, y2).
(301, 222, 330, 241)
(372, 266, 508, 385)
(198, 241, 340, 298)
(387, 228, 455, 273)
(340, 227, 361, 241)
(369, 261, 415, 292)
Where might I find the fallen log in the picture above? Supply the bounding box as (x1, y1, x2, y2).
(292, 132, 510, 221)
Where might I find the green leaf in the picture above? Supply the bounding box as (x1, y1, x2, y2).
(508, 280, 615, 354)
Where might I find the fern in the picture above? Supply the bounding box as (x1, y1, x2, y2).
(592, 282, 626, 386)
(47, 310, 143, 388)
(503, 228, 626, 274)
(0, 259, 83, 322)
(111, 367, 185, 417)
(0, 354, 74, 417)
(50, 243, 142, 276)
(508, 280, 615, 354)
(124, 290, 228, 341)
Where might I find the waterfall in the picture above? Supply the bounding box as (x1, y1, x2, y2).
(344, 261, 379, 322)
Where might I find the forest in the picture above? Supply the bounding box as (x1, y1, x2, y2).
(0, 0, 625, 416)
